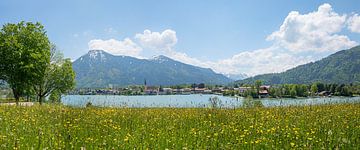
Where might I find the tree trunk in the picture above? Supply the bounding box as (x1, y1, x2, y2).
(38, 94, 44, 105)
(36, 85, 44, 105)
(12, 88, 20, 105)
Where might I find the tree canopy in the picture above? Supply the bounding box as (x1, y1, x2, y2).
(33, 45, 75, 104)
(0, 21, 50, 102)
(0, 21, 75, 104)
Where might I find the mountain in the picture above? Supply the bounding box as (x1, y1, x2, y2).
(224, 73, 248, 80)
(237, 45, 360, 85)
(73, 50, 232, 88)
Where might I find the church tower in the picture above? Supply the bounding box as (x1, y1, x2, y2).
(144, 79, 147, 91)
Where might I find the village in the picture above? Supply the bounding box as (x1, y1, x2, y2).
(69, 83, 271, 97)
(68, 81, 353, 98)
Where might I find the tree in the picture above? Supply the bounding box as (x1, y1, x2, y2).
(33, 45, 75, 104)
(330, 84, 337, 94)
(316, 82, 325, 92)
(299, 84, 308, 97)
(191, 83, 197, 89)
(49, 90, 61, 103)
(255, 80, 263, 94)
(311, 83, 318, 96)
(198, 83, 205, 88)
(290, 85, 297, 98)
(275, 88, 282, 98)
(0, 22, 50, 104)
(234, 84, 239, 88)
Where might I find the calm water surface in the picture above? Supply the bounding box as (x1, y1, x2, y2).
(61, 94, 360, 108)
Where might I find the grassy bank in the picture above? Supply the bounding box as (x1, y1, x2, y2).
(0, 104, 359, 149)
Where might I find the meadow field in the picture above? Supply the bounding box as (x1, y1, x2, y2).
(0, 103, 359, 149)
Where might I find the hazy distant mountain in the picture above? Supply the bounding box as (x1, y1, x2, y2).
(237, 45, 360, 85)
(73, 50, 232, 88)
(224, 73, 248, 80)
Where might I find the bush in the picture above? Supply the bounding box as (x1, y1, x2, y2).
(86, 101, 93, 107)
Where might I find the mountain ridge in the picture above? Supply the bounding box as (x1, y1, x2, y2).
(236, 45, 360, 85)
(73, 50, 232, 88)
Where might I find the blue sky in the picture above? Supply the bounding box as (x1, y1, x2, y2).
(1, 0, 360, 75)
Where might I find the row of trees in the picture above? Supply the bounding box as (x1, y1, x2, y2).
(0, 21, 75, 104)
(232, 80, 358, 98)
(262, 81, 355, 98)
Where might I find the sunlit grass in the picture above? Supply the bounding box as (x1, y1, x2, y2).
(0, 103, 359, 149)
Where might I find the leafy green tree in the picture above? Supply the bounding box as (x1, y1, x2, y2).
(33, 45, 75, 104)
(330, 84, 337, 94)
(316, 82, 325, 92)
(234, 84, 239, 88)
(255, 80, 262, 94)
(198, 83, 205, 88)
(275, 87, 282, 98)
(269, 87, 276, 97)
(244, 86, 258, 98)
(311, 83, 318, 96)
(49, 90, 61, 103)
(300, 84, 309, 97)
(290, 85, 297, 98)
(0, 22, 50, 104)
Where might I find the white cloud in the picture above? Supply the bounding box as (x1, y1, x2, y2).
(210, 47, 314, 76)
(152, 46, 313, 76)
(88, 38, 143, 58)
(347, 13, 360, 33)
(164, 3, 359, 76)
(267, 3, 357, 53)
(85, 3, 359, 77)
(135, 29, 178, 52)
(133, 29, 213, 69)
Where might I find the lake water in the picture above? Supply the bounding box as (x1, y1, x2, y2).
(61, 94, 360, 108)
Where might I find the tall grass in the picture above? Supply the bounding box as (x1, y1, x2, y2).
(0, 103, 359, 149)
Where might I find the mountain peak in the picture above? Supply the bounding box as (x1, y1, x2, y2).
(88, 49, 107, 61)
(72, 51, 232, 88)
(224, 73, 249, 80)
(151, 55, 173, 62)
(88, 49, 106, 54)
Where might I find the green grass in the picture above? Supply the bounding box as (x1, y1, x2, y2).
(0, 104, 359, 149)
(0, 98, 30, 103)
(0, 98, 15, 103)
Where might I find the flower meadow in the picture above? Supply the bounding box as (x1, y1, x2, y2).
(0, 104, 359, 149)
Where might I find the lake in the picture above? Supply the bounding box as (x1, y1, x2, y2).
(61, 94, 360, 108)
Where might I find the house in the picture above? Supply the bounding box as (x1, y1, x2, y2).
(319, 91, 331, 96)
(182, 88, 192, 94)
(259, 89, 269, 95)
(204, 89, 212, 94)
(145, 86, 159, 95)
(193, 88, 205, 94)
(238, 87, 251, 93)
(211, 88, 223, 94)
(172, 88, 182, 94)
(159, 88, 172, 95)
(259, 85, 270, 97)
(260, 85, 270, 90)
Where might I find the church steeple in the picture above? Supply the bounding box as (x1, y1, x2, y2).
(144, 79, 147, 91)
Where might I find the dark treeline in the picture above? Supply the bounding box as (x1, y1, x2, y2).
(268, 82, 357, 98)
(232, 81, 360, 98)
